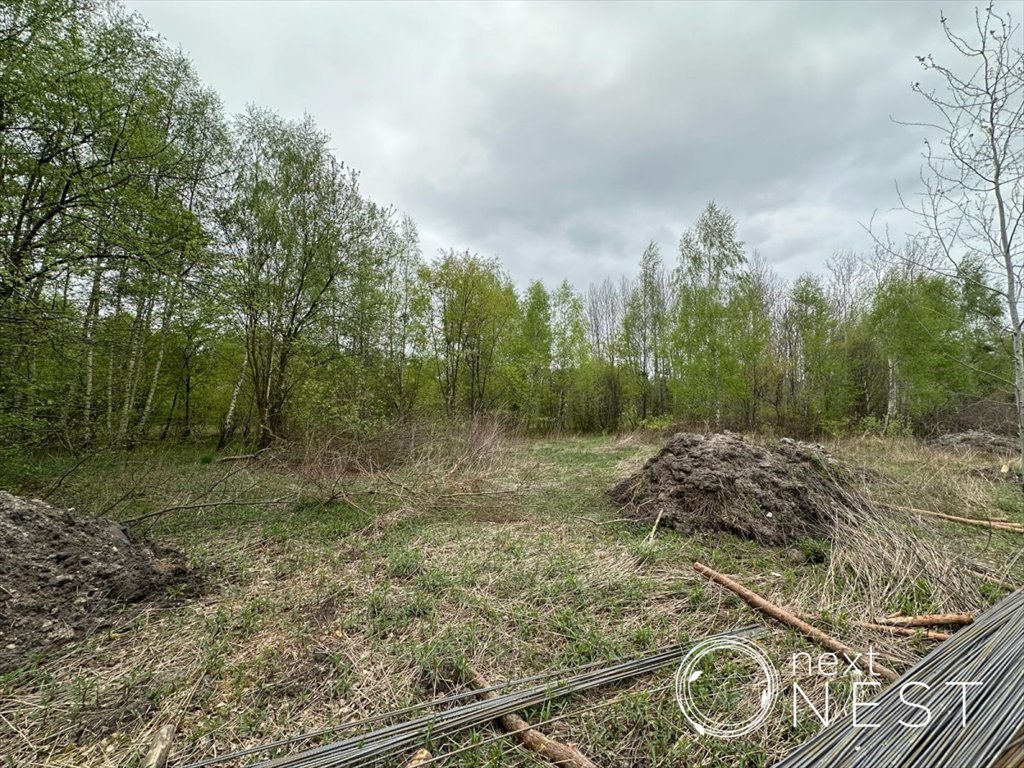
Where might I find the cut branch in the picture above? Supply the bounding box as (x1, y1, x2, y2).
(141, 724, 175, 768)
(892, 504, 1024, 533)
(122, 496, 295, 526)
(693, 561, 899, 682)
(854, 621, 952, 642)
(873, 613, 974, 628)
(466, 667, 598, 768)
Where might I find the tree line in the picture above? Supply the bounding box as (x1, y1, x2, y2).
(1, 0, 1020, 451)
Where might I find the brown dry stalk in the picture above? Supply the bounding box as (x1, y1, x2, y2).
(873, 613, 974, 628)
(968, 569, 1019, 591)
(692, 561, 899, 682)
(466, 667, 598, 768)
(892, 504, 1024, 533)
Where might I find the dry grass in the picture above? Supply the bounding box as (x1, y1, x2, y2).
(0, 431, 1021, 767)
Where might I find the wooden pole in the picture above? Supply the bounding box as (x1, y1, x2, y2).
(893, 504, 1024, 533)
(873, 613, 974, 628)
(854, 621, 952, 642)
(466, 668, 598, 768)
(141, 725, 175, 768)
(692, 561, 899, 682)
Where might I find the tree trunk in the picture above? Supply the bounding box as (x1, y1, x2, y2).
(182, 363, 192, 437)
(117, 295, 153, 446)
(82, 260, 103, 445)
(885, 356, 899, 429)
(160, 377, 180, 440)
(106, 266, 127, 433)
(137, 281, 179, 441)
(218, 345, 248, 450)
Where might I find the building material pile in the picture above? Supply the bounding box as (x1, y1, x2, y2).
(774, 589, 1024, 768)
(179, 628, 758, 768)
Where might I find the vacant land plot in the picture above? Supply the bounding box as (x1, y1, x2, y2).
(1, 432, 1022, 767)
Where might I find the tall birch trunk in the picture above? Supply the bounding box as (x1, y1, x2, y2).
(82, 261, 104, 444)
(137, 279, 179, 441)
(218, 344, 248, 450)
(117, 295, 153, 445)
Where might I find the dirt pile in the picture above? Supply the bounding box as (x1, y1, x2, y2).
(608, 432, 865, 546)
(930, 430, 1018, 456)
(0, 491, 190, 671)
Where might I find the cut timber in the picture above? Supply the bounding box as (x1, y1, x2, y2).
(404, 748, 432, 767)
(873, 613, 974, 628)
(467, 668, 598, 768)
(692, 561, 898, 682)
(854, 621, 952, 642)
(142, 724, 175, 768)
(893, 504, 1024, 533)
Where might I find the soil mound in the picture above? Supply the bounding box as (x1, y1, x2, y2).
(930, 431, 1018, 456)
(0, 491, 190, 671)
(608, 432, 864, 545)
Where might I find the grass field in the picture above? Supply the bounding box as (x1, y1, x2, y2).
(1, 430, 1022, 767)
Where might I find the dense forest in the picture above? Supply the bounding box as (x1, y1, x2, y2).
(1, 0, 1021, 453)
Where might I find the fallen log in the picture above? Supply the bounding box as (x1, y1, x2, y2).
(466, 667, 598, 768)
(692, 561, 898, 682)
(142, 724, 175, 768)
(873, 613, 974, 628)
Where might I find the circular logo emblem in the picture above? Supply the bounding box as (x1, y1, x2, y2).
(675, 635, 780, 738)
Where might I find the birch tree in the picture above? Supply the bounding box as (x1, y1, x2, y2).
(902, 3, 1023, 474)
(221, 108, 365, 445)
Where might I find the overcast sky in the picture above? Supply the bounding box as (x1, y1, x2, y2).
(128, 0, 1008, 289)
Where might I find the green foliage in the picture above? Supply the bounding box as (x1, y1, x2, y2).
(0, 4, 1015, 449)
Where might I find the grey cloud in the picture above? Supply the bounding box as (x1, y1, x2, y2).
(128, 0, 1011, 290)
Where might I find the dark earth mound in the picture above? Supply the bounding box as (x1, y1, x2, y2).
(0, 491, 190, 671)
(608, 432, 864, 546)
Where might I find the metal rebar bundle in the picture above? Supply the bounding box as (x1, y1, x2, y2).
(774, 589, 1024, 768)
(183, 626, 757, 768)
